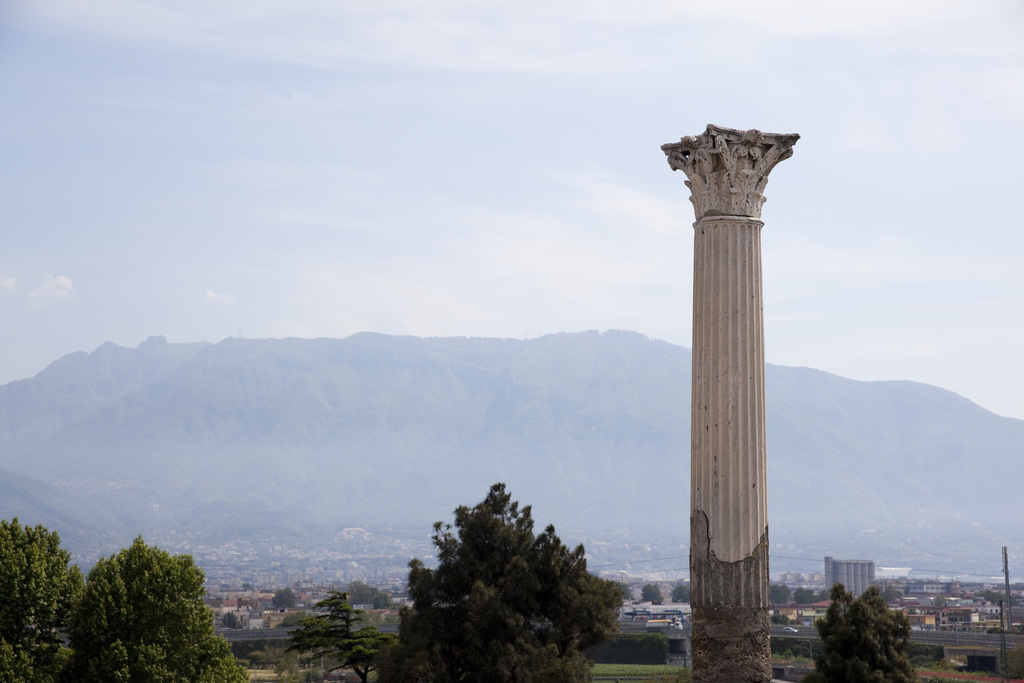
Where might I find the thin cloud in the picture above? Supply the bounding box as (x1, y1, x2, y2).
(0, 276, 15, 291)
(26, 274, 74, 306)
(205, 290, 237, 305)
(18, 0, 1003, 76)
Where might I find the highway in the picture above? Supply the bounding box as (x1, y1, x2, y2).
(218, 622, 1020, 650)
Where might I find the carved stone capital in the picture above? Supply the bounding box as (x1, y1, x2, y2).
(662, 124, 799, 220)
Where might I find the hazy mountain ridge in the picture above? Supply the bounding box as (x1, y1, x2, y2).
(0, 331, 1020, 576)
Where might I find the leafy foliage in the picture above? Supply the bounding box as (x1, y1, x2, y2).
(803, 583, 916, 683)
(770, 583, 792, 605)
(793, 587, 830, 604)
(287, 591, 396, 683)
(641, 584, 664, 605)
(1007, 641, 1024, 679)
(378, 483, 622, 683)
(346, 580, 393, 609)
(273, 587, 297, 608)
(974, 589, 1019, 606)
(590, 662, 689, 680)
(66, 536, 247, 683)
(0, 519, 83, 683)
(588, 633, 669, 665)
(670, 583, 690, 604)
(880, 585, 902, 602)
(280, 611, 311, 628)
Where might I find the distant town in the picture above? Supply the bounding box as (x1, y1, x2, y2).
(200, 552, 1024, 635)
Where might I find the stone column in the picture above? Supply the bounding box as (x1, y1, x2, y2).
(661, 124, 798, 683)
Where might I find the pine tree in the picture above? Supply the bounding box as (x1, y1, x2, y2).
(378, 483, 622, 683)
(804, 583, 916, 683)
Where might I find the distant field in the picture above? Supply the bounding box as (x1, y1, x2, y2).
(591, 663, 687, 680)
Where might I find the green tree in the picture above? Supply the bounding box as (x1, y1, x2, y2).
(378, 483, 622, 683)
(273, 587, 297, 608)
(222, 611, 239, 629)
(641, 584, 664, 605)
(803, 583, 916, 683)
(288, 591, 397, 683)
(588, 633, 669, 665)
(793, 587, 819, 604)
(670, 583, 690, 603)
(0, 518, 83, 683)
(976, 589, 1020, 606)
(770, 584, 792, 605)
(880, 585, 902, 603)
(346, 580, 394, 609)
(66, 536, 247, 683)
(1007, 641, 1024, 679)
(280, 611, 311, 628)
(346, 580, 375, 605)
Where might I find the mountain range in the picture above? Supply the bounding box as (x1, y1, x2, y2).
(1, 331, 1020, 578)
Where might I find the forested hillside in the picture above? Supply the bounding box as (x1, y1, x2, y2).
(1, 331, 1019, 575)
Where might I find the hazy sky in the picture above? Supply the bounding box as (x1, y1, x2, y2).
(2, 1, 1023, 420)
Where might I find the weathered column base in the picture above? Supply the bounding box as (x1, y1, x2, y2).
(691, 606, 771, 683)
(690, 512, 771, 683)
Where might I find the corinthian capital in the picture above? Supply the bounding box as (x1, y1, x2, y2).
(662, 124, 799, 220)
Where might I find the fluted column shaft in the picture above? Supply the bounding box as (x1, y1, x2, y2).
(689, 215, 770, 682)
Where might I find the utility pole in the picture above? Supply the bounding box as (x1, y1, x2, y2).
(999, 600, 1008, 683)
(1004, 546, 1012, 632)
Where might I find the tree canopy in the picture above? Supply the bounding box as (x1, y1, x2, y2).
(793, 587, 827, 604)
(770, 584, 792, 605)
(641, 584, 664, 605)
(273, 587, 297, 608)
(66, 536, 247, 683)
(346, 580, 393, 609)
(670, 583, 690, 604)
(288, 591, 396, 683)
(0, 518, 83, 683)
(378, 483, 622, 683)
(803, 583, 916, 683)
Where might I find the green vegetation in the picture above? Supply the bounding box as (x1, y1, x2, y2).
(279, 610, 311, 627)
(670, 583, 690, 603)
(793, 587, 829, 604)
(975, 589, 1020, 606)
(591, 663, 690, 681)
(641, 584, 664, 605)
(770, 583, 792, 605)
(346, 580, 394, 609)
(287, 591, 396, 683)
(803, 584, 915, 683)
(1007, 641, 1024, 679)
(378, 483, 622, 682)
(0, 518, 83, 683)
(589, 633, 669, 665)
(879, 584, 902, 602)
(66, 536, 247, 682)
(2, 520, 245, 683)
(273, 587, 297, 608)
